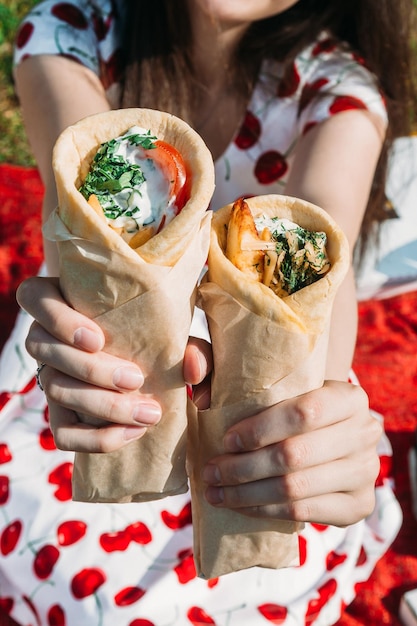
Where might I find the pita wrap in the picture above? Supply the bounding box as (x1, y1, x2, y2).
(46, 108, 215, 503)
(187, 194, 350, 578)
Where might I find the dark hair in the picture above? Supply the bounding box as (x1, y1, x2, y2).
(121, 0, 416, 254)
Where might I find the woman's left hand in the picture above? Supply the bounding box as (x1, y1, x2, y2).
(199, 380, 382, 527)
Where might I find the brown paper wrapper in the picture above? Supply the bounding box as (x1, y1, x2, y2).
(187, 194, 350, 578)
(47, 108, 215, 503)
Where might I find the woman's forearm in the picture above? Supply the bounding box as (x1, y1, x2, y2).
(325, 266, 358, 381)
(15, 55, 112, 275)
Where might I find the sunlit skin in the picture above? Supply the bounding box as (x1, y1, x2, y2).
(187, 0, 300, 91)
(192, 0, 300, 26)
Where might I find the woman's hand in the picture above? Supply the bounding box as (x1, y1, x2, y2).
(17, 276, 213, 453)
(17, 276, 381, 528)
(202, 381, 382, 527)
(17, 277, 163, 452)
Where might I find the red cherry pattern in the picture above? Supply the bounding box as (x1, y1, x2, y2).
(0, 393, 12, 412)
(0, 377, 36, 410)
(187, 606, 216, 625)
(312, 37, 337, 56)
(174, 549, 196, 584)
(99, 521, 152, 552)
(234, 111, 262, 150)
(161, 501, 192, 529)
(302, 121, 318, 135)
(22, 594, 42, 626)
(375, 454, 392, 487)
(47, 603, 66, 626)
(126, 521, 152, 545)
(39, 426, 56, 451)
(326, 551, 348, 571)
(305, 578, 337, 624)
(57, 520, 87, 546)
(254, 150, 288, 184)
(311, 523, 328, 532)
(129, 620, 155, 626)
(258, 603, 288, 624)
(329, 95, 366, 114)
(299, 77, 329, 113)
(0, 475, 10, 505)
(48, 462, 73, 501)
(71, 567, 106, 599)
(277, 62, 300, 98)
(92, 12, 112, 41)
(0, 377, 36, 412)
(99, 49, 124, 90)
(51, 3, 88, 29)
(0, 597, 13, 614)
(114, 586, 146, 607)
(298, 534, 307, 566)
(0, 519, 22, 556)
(353, 51, 367, 67)
(33, 544, 60, 579)
(355, 545, 368, 566)
(100, 530, 130, 553)
(15, 1, 123, 92)
(21, 377, 37, 394)
(0, 443, 12, 464)
(16, 21, 34, 48)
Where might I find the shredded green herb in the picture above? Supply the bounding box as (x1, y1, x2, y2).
(270, 223, 329, 294)
(79, 131, 157, 219)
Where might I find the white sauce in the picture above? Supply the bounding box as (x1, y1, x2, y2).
(254, 215, 299, 236)
(106, 126, 177, 240)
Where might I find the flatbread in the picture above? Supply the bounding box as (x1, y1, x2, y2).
(208, 194, 349, 337)
(188, 194, 350, 577)
(48, 108, 215, 503)
(52, 107, 215, 265)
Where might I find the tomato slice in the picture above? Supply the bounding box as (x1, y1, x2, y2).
(145, 140, 191, 214)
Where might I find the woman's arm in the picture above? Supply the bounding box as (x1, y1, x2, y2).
(286, 109, 384, 381)
(15, 55, 111, 274)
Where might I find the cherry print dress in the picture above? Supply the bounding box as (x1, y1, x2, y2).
(3, 2, 403, 625)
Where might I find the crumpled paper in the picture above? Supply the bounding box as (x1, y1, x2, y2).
(45, 210, 211, 502)
(187, 194, 350, 578)
(47, 107, 215, 503)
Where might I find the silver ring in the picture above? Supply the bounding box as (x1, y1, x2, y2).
(35, 363, 47, 391)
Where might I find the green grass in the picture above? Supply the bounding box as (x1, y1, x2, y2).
(0, 0, 38, 165)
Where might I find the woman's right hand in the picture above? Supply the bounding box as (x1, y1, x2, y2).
(16, 277, 163, 452)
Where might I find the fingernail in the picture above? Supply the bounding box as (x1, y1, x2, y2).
(193, 387, 211, 410)
(205, 486, 224, 505)
(202, 463, 221, 485)
(132, 402, 162, 425)
(73, 327, 103, 352)
(224, 431, 243, 452)
(123, 426, 146, 441)
(196, 349, 207, 382)
(113, 367, 144, 390)
(123, 426, 147, 441)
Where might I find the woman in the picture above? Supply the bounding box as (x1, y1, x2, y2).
(1, 0, 414, 624)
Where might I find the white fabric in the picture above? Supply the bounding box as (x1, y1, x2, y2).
(1, 2, 404, 624)
(356, 136, 417, 300)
